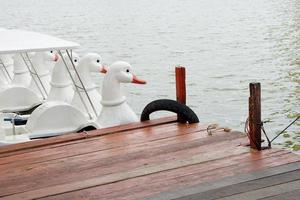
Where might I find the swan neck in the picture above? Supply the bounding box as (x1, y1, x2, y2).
(13, 54, 28, 73)
(101, 76, 125, 104)
(32, 54, 49, 75)
(75, 63, 95, 90)
(50, 61, 71, 86)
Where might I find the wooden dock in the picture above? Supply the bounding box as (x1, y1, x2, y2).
(0, 116, 299, 200)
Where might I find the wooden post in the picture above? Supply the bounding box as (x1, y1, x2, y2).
(249, 83, 262, 150)
(175, 66, 186, 122)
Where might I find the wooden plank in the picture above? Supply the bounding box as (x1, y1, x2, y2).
(22, 150, 288, 200)
(38, 151, 300, 200)
(0, 122, 179, 160)
(260, 189, 300, 200)
(0, 131, 245, 179)
(216, 179, 300, 200)
(0, 121, 181, 159)
(0, 123, 210, 166)
(0, 130, 243, 177)
(1, 146, 250, 199)
(108, 152, 300, 200)
(0, 121, 187, 161)
(169, 165, 300, 200)
(0, 133, 247, 197)
(0, 116, 177, 155)
(143, 161, 300, 200)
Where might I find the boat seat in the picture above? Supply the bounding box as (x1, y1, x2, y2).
(0, 86, 43, 113)
(26, 101, 99, 139)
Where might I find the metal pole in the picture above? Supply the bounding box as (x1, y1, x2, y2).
(25, 53, 48, 97)
(175, 66, 186, 123)
(66, 50, 98, 118)
(0, 59, 12, 82)
(58, 50, 94, 120)
(20, 53, 46, 100)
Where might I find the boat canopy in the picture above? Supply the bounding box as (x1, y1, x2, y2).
(0, 29, 79, 54)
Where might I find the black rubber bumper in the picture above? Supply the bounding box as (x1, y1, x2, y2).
(141, 99, 199, 124)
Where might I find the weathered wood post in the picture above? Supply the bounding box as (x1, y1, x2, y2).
(175, 66, 186, 122)
(249, 83, 262, 150)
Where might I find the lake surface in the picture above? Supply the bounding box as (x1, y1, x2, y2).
(0, 0, 299, 149)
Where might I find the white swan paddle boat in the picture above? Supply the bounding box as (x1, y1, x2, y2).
(0, 36, 58, 113)
(47, 52, 80, 103)
(71, 53, 106, 119)
(0, 29, 104, 144)
(28, 51, 58, 98)
(97, 61, 146, 128)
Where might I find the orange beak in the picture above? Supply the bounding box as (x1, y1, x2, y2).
(54, 53, 59, 62)
(132, 75, 146, 84)
(100, 66, 107, 74)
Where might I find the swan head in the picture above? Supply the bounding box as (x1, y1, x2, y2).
(56, 52, 80, 69)
(78, 53, 107, 73)
(33, 50, 58, 62)
(47, 50, 59, 62)
(108, 61, 146, 84)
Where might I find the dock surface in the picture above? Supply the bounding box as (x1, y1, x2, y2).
(0, 116, 299, 200)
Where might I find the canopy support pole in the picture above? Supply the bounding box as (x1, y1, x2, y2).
(0, 59, 12, 82)
(58, 50, 93, 119)
(66, 50, 98, 119)
(20, 53, 47, 100)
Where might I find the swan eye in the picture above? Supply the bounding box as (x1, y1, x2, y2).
(96, 59, 100, 63)
(126, 69, 130, 73)
(74, 59, 77, 62)
(50, 50, 53, 53)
